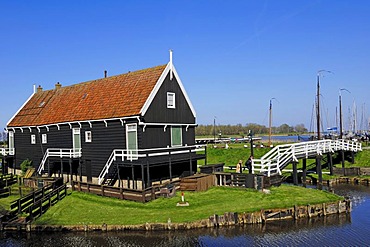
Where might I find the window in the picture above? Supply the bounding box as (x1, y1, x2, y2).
(126, 124, 138, 160)
(72, 128, 81, 153)
(167, 92, 175, 109)
(171, 126, 182, 146)
(85, 131, 92, 142)
(31, 134, 36, 144)
(42, 134, 47, 144)
(8, 131, 14, 151)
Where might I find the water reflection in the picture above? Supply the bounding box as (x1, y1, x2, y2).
(1, 184, 370, 247)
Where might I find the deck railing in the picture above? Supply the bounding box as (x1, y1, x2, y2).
(252, 139, 362, 177)
(98, 145, 206, 185)
(37, 148, 82, 174)
(0, 148, 15, 156)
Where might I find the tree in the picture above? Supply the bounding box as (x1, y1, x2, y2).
(294, 124, 307, 133)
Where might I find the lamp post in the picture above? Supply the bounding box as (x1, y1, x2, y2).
(316, 70, 332, 140)
(248, 130, 254, 157)
(339, 88, 351, 139)
(268, 98, 277, 147)
(213, 116, 216, 143)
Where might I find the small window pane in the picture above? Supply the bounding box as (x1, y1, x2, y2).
(42, 134, 47, 144)
(171, 127, 182, 146)
(167, 92, 175, 108)
(85, 131, 92, 142)
(31, 135, 36, 144)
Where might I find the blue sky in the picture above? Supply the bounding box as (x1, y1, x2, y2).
(1, 0, 370, 132)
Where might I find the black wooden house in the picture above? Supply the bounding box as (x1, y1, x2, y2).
(6, 54, 205, 189)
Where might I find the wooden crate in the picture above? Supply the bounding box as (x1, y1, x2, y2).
(180, 174, 215, 192)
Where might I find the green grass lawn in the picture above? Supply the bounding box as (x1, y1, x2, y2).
(198, 143, 270, 168)
(35, 185, 341, 226)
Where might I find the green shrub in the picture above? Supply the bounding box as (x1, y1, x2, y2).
(20, 159, 33, 175)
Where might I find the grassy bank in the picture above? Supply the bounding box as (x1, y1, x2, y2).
(35, 185, 341, 226)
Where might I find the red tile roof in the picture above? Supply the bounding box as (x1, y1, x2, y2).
(8, 64, 167, 127)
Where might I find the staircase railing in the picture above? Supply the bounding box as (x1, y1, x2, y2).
(252, 139, 362, 177)
(98, 145, 206, 185)
(1, 148, 15, 156)
(37, 148, 82, 174)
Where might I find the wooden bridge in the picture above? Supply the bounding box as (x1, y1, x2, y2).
(252, 139, 362, 179)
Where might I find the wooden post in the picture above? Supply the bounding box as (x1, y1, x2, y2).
(69, 159, 72, 185)
(189, 147, 193, 175)
(327, 153, 333, 175)
(60, 158, 63, 182)
(141, 164, 145, 190)
(341, 150, 346, 176)
(131, 165, 135, 189)
(117, 163, 121, 188)
(169, 153, 172, 182)
(79, 160, 83, 182)
(71, 180, 75, 191)
(204, 146, 207, 165)
(47, 159, 50, 177)
(292, 161, 298, 185)
(316, 155, 323, 190)
(146, 155, 151, 188)
(1, 157, 4, 174)
(351, 151, 355, 164)
(302, 158, 307, 188)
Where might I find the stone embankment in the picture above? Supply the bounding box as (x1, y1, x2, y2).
(325, 177, 370, 186)
(28, 199, 351, 232)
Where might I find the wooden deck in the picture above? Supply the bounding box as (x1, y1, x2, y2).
(71, 180, 181, 203)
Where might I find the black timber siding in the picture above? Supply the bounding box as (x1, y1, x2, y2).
(11, 120, 133, 178)
(143, 72, 195, 124)
(139, 126, 195, 149)
(140, 71, 196, 149)
(79, 120, 127, 178)
(13, 124, 73, 170)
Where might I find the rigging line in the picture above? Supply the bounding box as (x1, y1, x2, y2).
(310, 103, 315, 133)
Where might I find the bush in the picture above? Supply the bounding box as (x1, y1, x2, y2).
(20, 159, 33, 175)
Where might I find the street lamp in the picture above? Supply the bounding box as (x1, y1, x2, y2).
(213, 116, 216, 143)
(248, 130, 254, 157)
(316, 70, 332, 140)
(268, 98, 277, 147)
(339, 88, 351, 139)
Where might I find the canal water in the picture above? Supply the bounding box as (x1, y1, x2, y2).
(1, 184, 370, 246)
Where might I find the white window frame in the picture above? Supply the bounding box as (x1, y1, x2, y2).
(72, 128, 81, 154)
(8, 131, 14, 149)
(167, 92, 175, 109)
(42, 134, 47, 144)
(126, 123, 138, 160)
(31, 134, 36, 144)
(171, 126, 183, 147)
(85, 131, 92, 143)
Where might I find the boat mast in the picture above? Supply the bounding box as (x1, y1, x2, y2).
(316, 70, 332, 140)
(316, 73, 321, 140)
(268, 98, 276, 147)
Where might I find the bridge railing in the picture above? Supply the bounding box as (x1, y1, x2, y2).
(252, 139, 362, 176)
